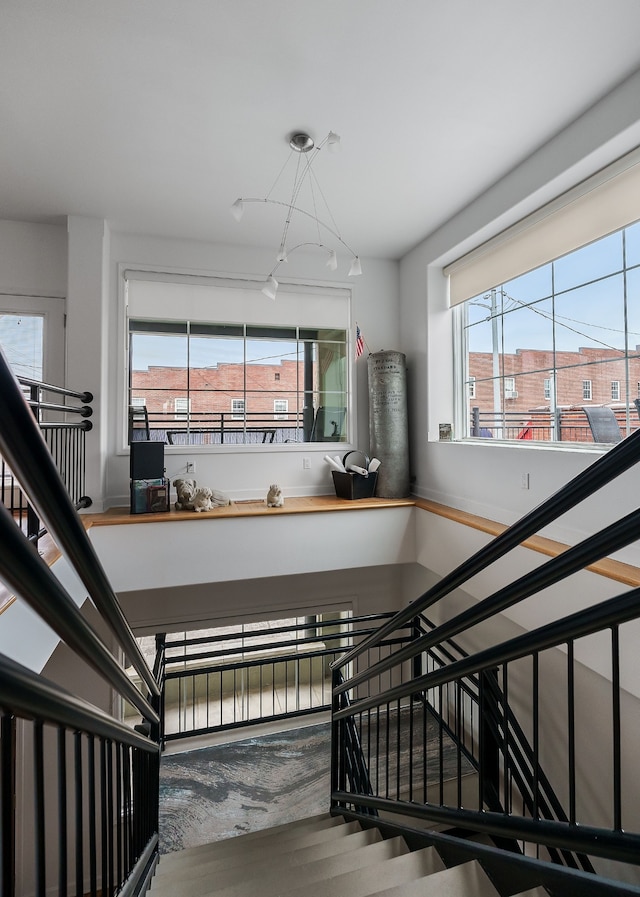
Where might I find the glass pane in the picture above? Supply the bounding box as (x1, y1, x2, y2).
(189, 335, 244, 436)
(626, 220, 640, 269)
(502, 297, 553, 355)
(310, 394, 347, 442)
(554, 231, 623, 293)
(502, 264, 552, 305)
(130, 331, 187, 440)
(244, 391, 301, 443)
(0, 312, 44, 379)
(553, 274, 625, 354)
(627, 267, 640, 356)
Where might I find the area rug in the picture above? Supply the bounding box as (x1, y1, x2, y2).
(159, 722, 331, 853)
(159, 711, 473, 854)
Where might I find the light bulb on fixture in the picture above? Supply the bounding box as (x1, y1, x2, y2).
(327, 131, 341, 153)
(230, 129, 362, 297)
(262, 275, 278, 300)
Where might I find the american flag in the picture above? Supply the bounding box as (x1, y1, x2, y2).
(355, 324, 364, 359)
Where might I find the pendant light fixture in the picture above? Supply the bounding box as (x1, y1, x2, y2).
(230, 130, 362, 299)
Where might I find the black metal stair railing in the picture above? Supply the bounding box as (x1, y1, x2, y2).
(2, 374, 94, 548)
(152, 614, 406, 744)
(330, 426, 640, 894)
(0, 348, 162, 897)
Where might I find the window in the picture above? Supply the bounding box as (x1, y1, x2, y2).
(131, 396, 147, 408)
(0, 296, 65, 386)
(458, 219, 640, 444)
(231, 398, 245, 420)
(128, 319, 348, 445)
(504, 377, 518, 399)
(174, 397, 191, 419)
(274, 399, 288, 419)
(468, 376, 475, 399)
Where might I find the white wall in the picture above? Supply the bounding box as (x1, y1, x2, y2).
(400, 66, 640, 561)
(0, 220, 67, 297)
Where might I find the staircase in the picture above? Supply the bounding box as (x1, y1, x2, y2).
(149, 814, 547, 897)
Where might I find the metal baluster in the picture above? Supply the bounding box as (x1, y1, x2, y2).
(88, 735, 97, 897)
(567, 640, 576, 825)
(116, 742, 122, 889)
(74, 730, 83, 897)
(33, 721, 46, 897)
(533, 652, 539, 821)
(107, 741, 114, 897)
(612, 625, 622, 830)
(57, 726, 67, 897)
(100, 740, 108, 897)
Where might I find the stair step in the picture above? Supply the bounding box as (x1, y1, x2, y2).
(369, 859, 499, 897)
(263, 845, 446, 897)
(157, 812, 343, 868)
(157, 817, 360, 874)
(151, 835, 409, 897)
(151, 826, 380, 889)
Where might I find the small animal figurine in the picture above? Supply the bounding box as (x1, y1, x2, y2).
(173, 477, 197, 510)
(192, 486, 233, 512)
(193, 487, 213, 512)
(266, 484, 284, 508)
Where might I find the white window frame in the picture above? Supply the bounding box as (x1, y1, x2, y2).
(468, 376, 476, 399)
(120, 267, 354, 454)
(174, 397, 191, 420)
(504, 377, 518, 399)
(231, 398, 246, 420)
(611, 381, 620, 401)
(274, 399, 289, 420)
(583, 380, 592, 401)
(544, 378, 551, 400)
(0, 295, 65, 385)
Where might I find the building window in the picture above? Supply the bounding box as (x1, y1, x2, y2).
(459, 219, 640, 444)
(128, 320, 348, 446)
(274, 399, 288, 419)
(468, 376, 475, 399)
(231, 398, 245, 420)
(174, 397, 191, 419)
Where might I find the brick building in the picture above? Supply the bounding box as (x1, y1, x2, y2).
(469, 347, 640, 441)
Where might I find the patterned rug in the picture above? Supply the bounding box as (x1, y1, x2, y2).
(159, 711, 473, 854)
(159, 722, 331, 853)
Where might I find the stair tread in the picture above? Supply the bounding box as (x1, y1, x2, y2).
(370, 859, 499, 897)
(150, 835, 409, 897)
(248, 845, 447, 897)
(157, 812, 342, 867)
(156, 818, 361, 874)
(153, 825, 380, 886)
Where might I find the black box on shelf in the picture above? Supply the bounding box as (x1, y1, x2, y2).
(130, 441, 165, 480)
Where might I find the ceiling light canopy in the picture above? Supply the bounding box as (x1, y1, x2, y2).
(230, 130, 362, 299)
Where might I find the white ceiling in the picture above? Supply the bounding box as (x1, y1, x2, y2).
(3, 0, 640, 261)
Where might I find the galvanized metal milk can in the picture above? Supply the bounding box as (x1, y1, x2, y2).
(367, 350, 410, 498)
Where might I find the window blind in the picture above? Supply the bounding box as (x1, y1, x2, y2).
(445, 147, 640, 306)
(124, 271, 350, 329)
